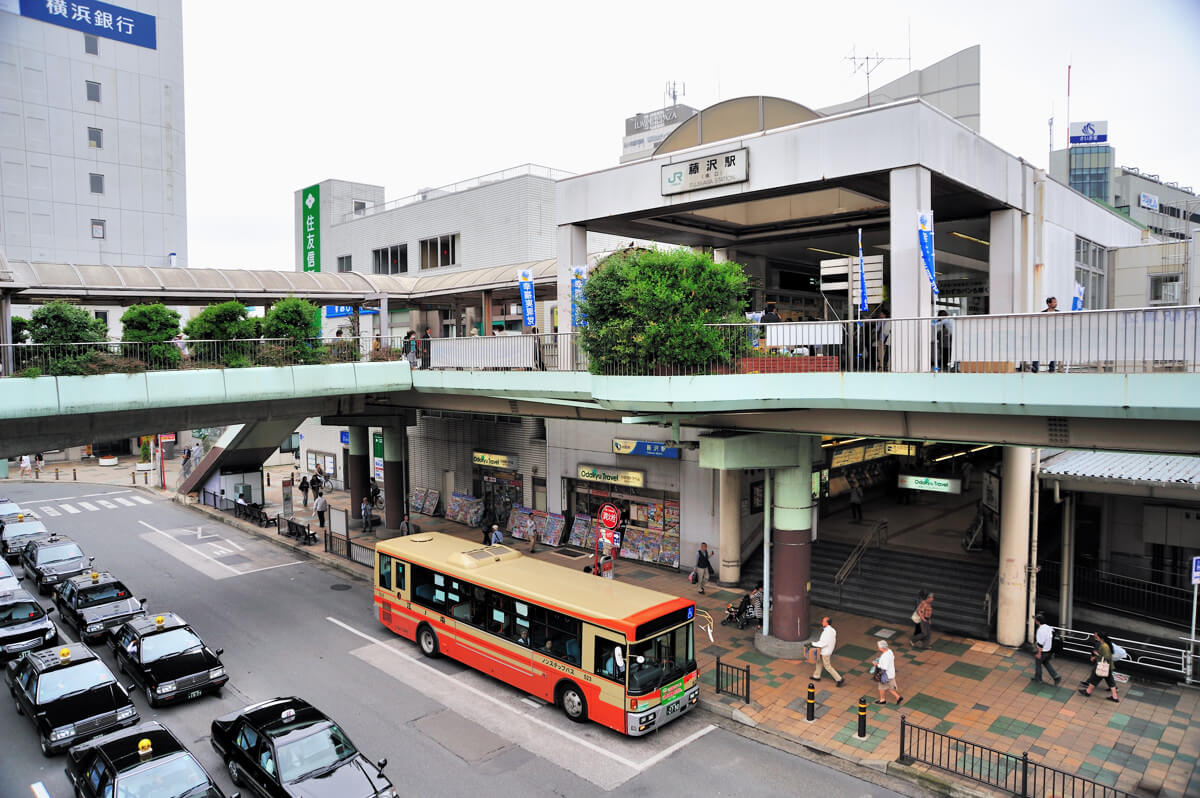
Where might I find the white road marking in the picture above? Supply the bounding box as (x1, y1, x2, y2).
(31, 782, 52, 798)
(38, 506, 61, 517)
(131, 496, 152, 505)
(328, 615, 714, 783)
(60, 504, 80, 514)
(137, 521, 302, 578)
(209, 546, 231, 556)
(114, 497, 136, 507)
(521, 697, 542, 708)
(236, 561, 306, 575)
(22, 490, 133, 502)
(78, 502, 98, 512)
(97, 500, 117, 509)
(223, 537, 245, 552)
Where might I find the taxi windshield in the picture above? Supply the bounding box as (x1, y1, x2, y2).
(140, 627, 203, 663)
(3, 522, 46, 541)
(78, 581, 132, 607)
(627, 624, 694, 695)
(0, 600, 43, 627)
(36, 543, 84, 565)
(275, 722, 359, 782)
(35, 659, 112, 703)
(116, 754, 216, 798)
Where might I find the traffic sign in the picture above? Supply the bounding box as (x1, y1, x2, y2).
(1192, 556, 1200, 586)
(599, 503, 621, 530)
(159, 433, 176, 443)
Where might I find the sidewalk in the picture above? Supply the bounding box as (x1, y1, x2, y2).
(7, 458, 1199, 797)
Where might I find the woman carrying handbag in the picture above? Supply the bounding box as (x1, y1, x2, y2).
(1078, 630, 1119, 702)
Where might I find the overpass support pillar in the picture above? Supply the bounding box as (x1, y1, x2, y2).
(717, 470, 742, 585)
(1, 293, 12, 376)
(348, 427, 369, 520)
(383, 424, 409, 530)
(997, 446, 1033, 647)
(769, 435, 814, 644)
(888, 166, 933, 372)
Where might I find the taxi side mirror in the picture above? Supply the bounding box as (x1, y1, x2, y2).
(43, 606, 54, 614)
(376, 758, 387, 776)
(138, 597, 147, 606)
(125, 682, 136, 693)
(215, 647, 224, 656)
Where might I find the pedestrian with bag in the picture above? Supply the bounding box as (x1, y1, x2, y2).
(18, 454, 31, 477)
(849, 480, 864, 521)
(872, 640, 903, 705)
(1031, 613, 1062, 685)
(361, 497, 372, 534)
(693, 542, 715, 595)
(812, 615, 846, 687)
(298, 476, 310, 507)
(313, 493, 328, 530)
(398, 514, 412, 536)
(490, 524, 503, 545)
(910, 590, 935, 648)
(1078, 630, 1119, 702)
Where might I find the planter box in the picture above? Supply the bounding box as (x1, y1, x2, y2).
(135, 462, 153, 472)
(98, 456, 119, 467)
(739, 355, 839, 374)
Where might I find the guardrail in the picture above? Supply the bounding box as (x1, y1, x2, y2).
(1038, 560, 1192, 626)
(1057, 626, 1196, 683)
(714, 656, 751, 703)
(324, 531, 374, 567)
(899, 716, 1135, 798)
(835, 519, 888, 586)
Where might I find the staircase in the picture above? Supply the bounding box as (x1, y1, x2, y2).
(810, 541, 997, 640)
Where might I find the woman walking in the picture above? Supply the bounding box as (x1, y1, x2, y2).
(1079, 631, 1120, 702)
(911, 590, 935, 648)
(299, 475, 310, 507)
(872, 640, 903, 705)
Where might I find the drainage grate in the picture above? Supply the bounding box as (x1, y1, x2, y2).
(1046, 417, 1070, 446)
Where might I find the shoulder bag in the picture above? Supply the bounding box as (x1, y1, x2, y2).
(1095, 660, 1111, 677)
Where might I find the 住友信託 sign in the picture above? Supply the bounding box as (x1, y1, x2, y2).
(661, 148, 748, 195)
(577, 464, 645, 489)
(898, 474, 962, 494)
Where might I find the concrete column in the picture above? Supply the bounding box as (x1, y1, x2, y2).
(713, 248, 729, 263)
(382, 425, 409, 530)
(717, 470, 742, 585)
(347, 427, 369, 520)
(1059, 492, 1073, 628)
(988, 209, 1026, 314)
(770, 436, 814, 643)
(888, 166, 933, 372)
(481, 290, 493, 333)
(1, 293, 12, 376)
(556, 224, 587, 369)
(997, 446, 1032, 647)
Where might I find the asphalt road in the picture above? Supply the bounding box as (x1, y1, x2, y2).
(0, 483, 913, 797)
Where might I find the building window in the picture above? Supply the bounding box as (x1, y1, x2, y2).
(1148, 274, 1181, 306)
(1073, 236, 1107, 309)
(84, 34, 99, 55)
(85, 80, 101, 102)
(337, 255, 352, 273)
(419, 234, 459, 270)
(87, 127, 103, 148)
(352, 200, 367, 216)
(89, 173, 104, 194)
(91, 219, 105, 239)
(372, 244, 407, 275)
(94, 310, 108, 325)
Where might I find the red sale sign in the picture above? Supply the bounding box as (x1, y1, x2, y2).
(599, 503, 621, 530)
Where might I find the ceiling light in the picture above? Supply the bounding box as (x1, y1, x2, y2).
(808, 247, 851, 258)
(950, 232, 990, 246)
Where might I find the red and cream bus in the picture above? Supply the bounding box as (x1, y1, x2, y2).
(373, 532, 699, 735)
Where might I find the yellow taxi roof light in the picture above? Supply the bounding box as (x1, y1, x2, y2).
(58, 647, 70, 662)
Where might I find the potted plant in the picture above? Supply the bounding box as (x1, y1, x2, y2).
(136, 439, 154, 471)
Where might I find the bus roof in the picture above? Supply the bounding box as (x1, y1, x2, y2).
(377, 532, 693, 640)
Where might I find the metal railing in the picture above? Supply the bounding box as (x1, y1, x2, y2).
(1056, 626, 1195, 682)
(1038, 561, 1192, 625)
(835, 519, 888, 585)
(714, 656, 751, 703)
(899, 716, 1135, 798)
(3, 306, 1195, 378)
(324, 531, 375, 567)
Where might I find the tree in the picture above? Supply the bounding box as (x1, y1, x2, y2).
(121, 303, 182, 369)
(27, 301, 108, 344)
(10, 316, 31, 343)
(182, 301, 258, 367)
(576, 248, 750, 375)
(262, 297, 323, 365)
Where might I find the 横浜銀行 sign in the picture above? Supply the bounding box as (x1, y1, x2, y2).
(17, 0, 157, 49)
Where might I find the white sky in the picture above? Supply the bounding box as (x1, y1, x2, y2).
(181, 0, 1200, 270)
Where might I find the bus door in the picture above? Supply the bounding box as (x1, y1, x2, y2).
(375, 553, 408, 635)
(586, 626, 629, 716)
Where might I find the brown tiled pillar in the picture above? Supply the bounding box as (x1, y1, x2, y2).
(348, 427, 369, 520)
(770, 436, 814, 643)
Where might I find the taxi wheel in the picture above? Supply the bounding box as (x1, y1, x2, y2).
(417, 624, 440, 658)
(144, 686, 159, 708)
(14, 696, 23, 715)
(40, 735, 53, 757)
(226, 759, 243, 787)
(558, 683, 588, 724)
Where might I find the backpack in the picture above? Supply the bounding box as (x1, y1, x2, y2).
(1111, 643, 1128, 662)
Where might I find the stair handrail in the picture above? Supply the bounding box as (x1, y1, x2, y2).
(984, 570, 999, 626)
(835, 519, 888, 585)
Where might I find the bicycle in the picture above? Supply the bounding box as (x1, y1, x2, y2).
(313, 474, 335, 493)
(371, 492, 385, 511)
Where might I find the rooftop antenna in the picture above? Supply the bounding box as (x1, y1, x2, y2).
(1048, 103, 1054, 154)
(664, 80, 686, 108)
(845, 42, 911, 107)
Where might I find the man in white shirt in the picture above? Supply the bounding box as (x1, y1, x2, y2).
(811, 616, 845, 687)
(1032, 613, 1062, 685)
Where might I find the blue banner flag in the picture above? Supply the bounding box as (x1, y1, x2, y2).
(918, 212, 940, 296)
(517, 269, 537, 327)
(857, 228, 868, 312)
(570, 266, 587, 327)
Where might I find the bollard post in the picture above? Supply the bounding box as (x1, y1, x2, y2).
(55, 468, 60, 480)
(267, 472, 271, 487)
(34, 467, 39, 480)
(72, 468, 77, 481)
(806, 682, 816, 722)
(143, 471, 148, 485)
(856, 696, 868, 739)
(131, 471, 136, 485)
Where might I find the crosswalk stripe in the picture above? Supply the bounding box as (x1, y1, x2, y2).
(39, 506, 61, 517)
(131, 496, 151, 505)
(60, 504, 80, 514)
(78, 502, 98, 512)
(114, 497, 135, 507)
(97, 500, 116, 509)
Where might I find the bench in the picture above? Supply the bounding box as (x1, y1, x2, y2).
(278, 515, 317, 545)
(957, 361, 1016, 373)
(236, 504, 272, 527)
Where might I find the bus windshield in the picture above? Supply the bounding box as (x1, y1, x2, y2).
(627, 623, 694, 695)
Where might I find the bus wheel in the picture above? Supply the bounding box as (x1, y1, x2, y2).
(558, 682, 588, 723)
(417, 624, 440, 658)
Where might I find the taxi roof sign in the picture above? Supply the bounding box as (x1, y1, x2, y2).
(281, 708, 296, 722)
(58, 647, 71, 662)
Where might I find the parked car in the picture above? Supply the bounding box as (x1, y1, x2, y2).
(20, 534, 92, 594)
(112, 612, 227, 707)
(1, 519, 49, 563)
(54, 571, 146, 643)
(0, 587, 57, 659)
(65, 720, 235, 798)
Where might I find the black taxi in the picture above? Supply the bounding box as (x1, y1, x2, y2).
(1, 518, 49, 563)
(6, 643, 138, 755)
(54, 571, 146, 643)
(211, 697, 396, 798)
(0, 587, 58, 659)
(20, 533, 92, 594)
(66, 720, 236, 798)
(112, 612, 228, 707)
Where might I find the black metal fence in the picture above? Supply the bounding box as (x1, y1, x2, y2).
(199, 489, 233, 512)
(1038, 560, 1191, 626)
(899, 716, 1135, 797)
(324, 531, 375, 568)
(714, 656, 751, 703)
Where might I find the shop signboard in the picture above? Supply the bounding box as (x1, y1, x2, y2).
(598, 503, 621, 530)
(661, 148, 748, 195)
(17, 0, 158, 49)
(373, 432, 384, 480)
(325, 305, 377, 318)
(862, 442, 888, 461)
(301, 184, 320, 272)
(281, 479, 293, 516)
(473, 451, 512, 469)
(886, 442, 916, 457)
(158, 433, 176, 443)
(982, 470, 1000, 512)
(1069, 120, 1108, 144)
(830, 447, 864, 468)
(340, 430, 350, 446)
(612, 439, 679, 459)
(899, 474, 962, 494)
(577, 464, 645, 489)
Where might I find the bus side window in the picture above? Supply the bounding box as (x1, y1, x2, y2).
(395, 562, 405, 591)
(594, 638, 625, 681)
(378, 555, 392, 591)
